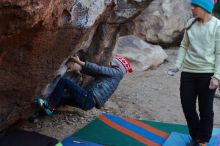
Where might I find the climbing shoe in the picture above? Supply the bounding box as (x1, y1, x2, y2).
(37, 97, 55, 116)
(187, 139, 199, 146)
(198, 143, 207, 146)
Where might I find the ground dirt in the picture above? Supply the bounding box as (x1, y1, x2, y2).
(20, 49, 220, 140)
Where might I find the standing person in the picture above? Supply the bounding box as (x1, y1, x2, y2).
(168, 0, 219, 146)
(37, 55, 132, 115)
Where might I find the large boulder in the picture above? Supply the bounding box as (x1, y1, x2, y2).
(114, 35, 168, 71)
(120, 0, 192, 46)
(0, 0, 116, 130)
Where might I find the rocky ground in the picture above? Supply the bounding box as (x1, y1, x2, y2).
(20, 49, 220, 140)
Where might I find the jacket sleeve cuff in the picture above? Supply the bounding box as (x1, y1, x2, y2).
(213, 74, 220, 81)
(82, 61, 89, 72)
(175, 62, 181, 70)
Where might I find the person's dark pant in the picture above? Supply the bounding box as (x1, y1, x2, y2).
(48, 77, 95, 110)
(180, 72, 216, 143)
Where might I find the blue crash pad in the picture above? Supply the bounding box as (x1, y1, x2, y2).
(163, 132, 220, 146)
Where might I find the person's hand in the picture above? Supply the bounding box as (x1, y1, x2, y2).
(70, 56, 85, 66)
(209, 77, 219, 89)
(71, 56, 81, 63)
(167, 67, 179, 76)
(67, 63, 82, 72)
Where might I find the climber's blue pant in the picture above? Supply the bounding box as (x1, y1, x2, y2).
(48, 77, 95, 110)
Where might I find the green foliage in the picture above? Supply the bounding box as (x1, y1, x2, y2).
(214, 1, 220, 13)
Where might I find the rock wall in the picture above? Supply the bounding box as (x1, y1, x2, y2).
(0, 0, 116, 130)
(1, 0, 213, 130)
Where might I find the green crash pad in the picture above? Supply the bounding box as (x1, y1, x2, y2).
(72, 113, 188, 146)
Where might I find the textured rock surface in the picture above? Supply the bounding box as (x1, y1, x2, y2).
(1, 0, 208, 130)
(120, 0, 192, 46)
(0, 0, 116, 130)
(114, 35, 168, 71)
